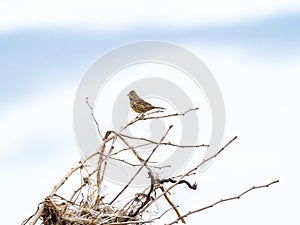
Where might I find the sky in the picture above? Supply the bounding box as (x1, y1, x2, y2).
(0, 1, 300, 225)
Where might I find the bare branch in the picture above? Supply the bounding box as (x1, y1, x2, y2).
(112, 131, 147, 163)
(23, 102, 279, 225)
(120, 108, 198, 132)
(157, 178, 197, 190)
(120, 133, 209, 148)
(140, 136, 238, 214)
(21, 202, 43, 225)
(110, 125, 174, 205)
(160, 186, 186, 224)
(125, 172, 155, 219)
(143, 107, 198, 120)
(111, 142, 153, 156)
(165, 180, 279, 225)
(86, 97, 104, 140)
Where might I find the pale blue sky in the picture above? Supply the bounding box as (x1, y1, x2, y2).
(1, 12, 299, 103)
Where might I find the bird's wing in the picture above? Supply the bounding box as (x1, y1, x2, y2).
(135, 99, 154, 111)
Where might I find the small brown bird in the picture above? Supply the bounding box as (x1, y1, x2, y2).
(127, 90, 165, 113)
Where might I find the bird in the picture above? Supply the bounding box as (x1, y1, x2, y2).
(127, 90, 165, 114)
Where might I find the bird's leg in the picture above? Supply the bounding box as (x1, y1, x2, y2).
(134, 113, 144, 119)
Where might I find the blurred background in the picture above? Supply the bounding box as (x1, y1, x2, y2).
(0, 0, 299, 224)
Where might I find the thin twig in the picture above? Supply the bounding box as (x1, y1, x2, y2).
(86, 97, 104, 140)
(126, 172, 155, 219)
(120, 108, 198, 132)
(158, 178, 197, 190)
(94, 135, 117, 205)
(160, 186, 186, 224)
(152, 207, 175, 221)
(120, 133, 209, 148)
(144, 108, 198, 120)
(140, 136, 238, 214)
(111, 142, 154, 156)
(111, 131, 146, 163)
(165, 180, 279, 225)
(99, 137, 117, 194)
(21, 202, 43, 225)
(110, 125, 174, 205)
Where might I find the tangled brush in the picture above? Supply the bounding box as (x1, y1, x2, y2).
(22, 100, 278, 225)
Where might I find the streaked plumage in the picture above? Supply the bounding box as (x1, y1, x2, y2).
(127, 90, 165, 113)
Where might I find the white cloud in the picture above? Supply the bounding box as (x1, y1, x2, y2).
(1, 0, 300, 32)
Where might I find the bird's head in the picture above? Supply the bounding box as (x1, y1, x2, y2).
(127, 90, 139, 99)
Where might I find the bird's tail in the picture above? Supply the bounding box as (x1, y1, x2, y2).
(154, 106, 165, 110)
